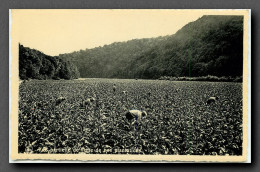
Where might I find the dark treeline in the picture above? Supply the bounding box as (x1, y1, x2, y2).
(59, 15, 243, 79)
(19, 44, 80, 80)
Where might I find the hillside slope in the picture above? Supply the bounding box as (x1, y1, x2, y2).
(59, 15, 243, 79)
(59, 37, 169, 78)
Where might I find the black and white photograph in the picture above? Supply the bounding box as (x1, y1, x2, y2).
(10, 9, 251, 162)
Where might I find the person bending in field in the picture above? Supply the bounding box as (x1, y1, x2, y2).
(113, 84, 116, 92)
(55, 97, 66, 106)
(125, 110, 147, 124)
(207, 96, 219, 105)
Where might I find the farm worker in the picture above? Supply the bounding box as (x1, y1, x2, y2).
(125, 110, 147, 122)
(84, 98, 91, 106)
(113, 84, 116, 92)
(207, 97, 219, 104)
(55, 97, 66, 105)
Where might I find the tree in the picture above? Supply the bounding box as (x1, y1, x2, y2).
(19, 44, 80, 80)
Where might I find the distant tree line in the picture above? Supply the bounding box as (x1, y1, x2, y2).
(158, 75, 242, 82)
(59, 15, 243, 80)
(19, 44, 80, 80)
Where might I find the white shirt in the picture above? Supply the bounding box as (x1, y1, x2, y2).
(129, 110, 143, 118)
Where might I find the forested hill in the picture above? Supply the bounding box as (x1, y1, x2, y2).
(59, 15, 243, 79)
(19, 44, 80, 80)
(59, 37, 170, 78)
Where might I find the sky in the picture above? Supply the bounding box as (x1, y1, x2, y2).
(12, 10, 204, 56)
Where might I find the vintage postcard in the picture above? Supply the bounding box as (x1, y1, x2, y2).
(10, 9, 251, 162)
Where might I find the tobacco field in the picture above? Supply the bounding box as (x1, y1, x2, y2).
(18, 79, 243, 155)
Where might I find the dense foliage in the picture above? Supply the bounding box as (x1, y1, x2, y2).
(59, 37, 168, 78)
(59, 15, 243, 79)
(19, 79, 242, 155)
(19, 44, 80, 80)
